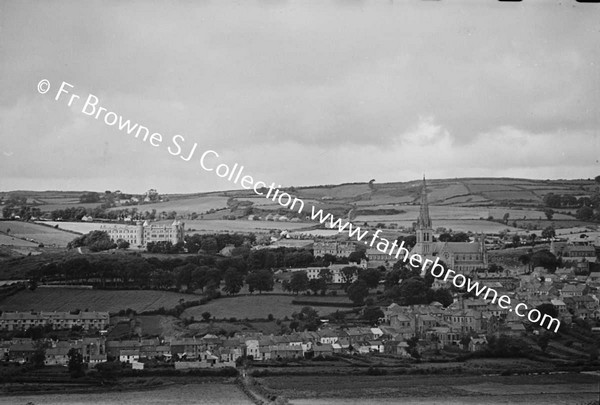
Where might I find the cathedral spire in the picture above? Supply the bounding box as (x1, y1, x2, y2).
(417, 176, 431, 229)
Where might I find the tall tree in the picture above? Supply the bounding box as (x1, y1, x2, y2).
(223, 268, 244, 295)
(246, 270, 274, 294)
(289, 272, 309, 295)
(67, 348, 84, 377)
(340, 266, 358, 291)
(308, 277, 327, 295)
(347, 280, 369, 305)
(358, 268, 380, 289)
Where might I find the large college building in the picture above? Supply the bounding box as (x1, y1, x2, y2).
(411, 178, 488, 274)
(313, 241, 357, 258)
(100, 220, 185, 248)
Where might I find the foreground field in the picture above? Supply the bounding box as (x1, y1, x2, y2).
(260, 373, 599, 404)
(0, 287, 200, 313)
(0, 383, 252, 405)
(182, 294, 352, 320)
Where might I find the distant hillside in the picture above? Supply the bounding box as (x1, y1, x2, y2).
(1, 177, 598, 216)
(291, 178, 596, 206)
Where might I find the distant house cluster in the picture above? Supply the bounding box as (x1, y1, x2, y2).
(0, 311, 109, 332)
(100, 220, 185, 248)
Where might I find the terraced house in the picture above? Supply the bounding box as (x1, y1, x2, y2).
(0, 311, 109, 331)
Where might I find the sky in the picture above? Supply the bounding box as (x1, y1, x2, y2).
(0, 0, 599, 194)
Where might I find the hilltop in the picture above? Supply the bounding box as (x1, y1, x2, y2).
(2, 177, 598, 216)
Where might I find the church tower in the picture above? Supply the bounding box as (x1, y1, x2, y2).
(414, 176, 434, 256)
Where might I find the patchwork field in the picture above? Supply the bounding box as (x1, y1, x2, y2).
(0, 287, 200, 313)
(182, 295, 352, 320)
(109, 195, 231, 216)
(358, 219, 520, 234)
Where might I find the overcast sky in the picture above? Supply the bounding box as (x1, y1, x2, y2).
(1, 0, 599, 194)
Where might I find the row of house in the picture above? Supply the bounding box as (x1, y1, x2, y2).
(2, 337, 107, 365)
(0, 311, 109, 332)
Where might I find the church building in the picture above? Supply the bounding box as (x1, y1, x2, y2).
(411, 177, 488, 274)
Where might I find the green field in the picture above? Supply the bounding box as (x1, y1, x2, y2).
(0, 287, 200, 313)
(0, 234, 39, 247)
(39, 221, 128, 234)
(0, 221, 76, 247)
(182, 295, 352, 320)
(108, 195, 230, 216)
(176, 219, 313, 233)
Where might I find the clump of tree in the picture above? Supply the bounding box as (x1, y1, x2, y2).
(223, 268, 244, 295)
(289, 307, 320, 332)
(438, 232, 470, 242)
(1, 195, 41, 220)
(67, 348, 85, 377)
(541, 226, 555, 239)
(246, 270, 274, 294)
(383, 262, 453, 307)
(289, 272, 309, 295)
(478, 335, 528, 358)
(544, 192, 600, 222)
(146, 241, 184, 254)
(67, 230, 116, 252)
(522, 250, 560, 273)
(116, 239, 130, 249)
(32, 341, 48, 369)
(184, 233, 254, 254)
(79, 192, 100, 203)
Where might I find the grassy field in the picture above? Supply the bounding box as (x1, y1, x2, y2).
(0, 234, 39, 247)
(108, 195, 230, 215)
(182, 295, 352, 320)
(38, 221, 126, 234)
(0, 221, 77, 246)
(0, 287, 200, 313)
(188, 320, 282, 336)
(137, 315, 186, 337)
(178, 219, 313, 233)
